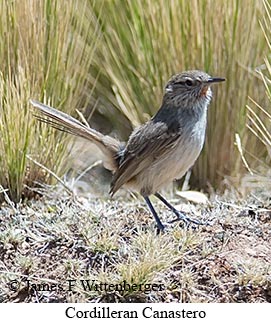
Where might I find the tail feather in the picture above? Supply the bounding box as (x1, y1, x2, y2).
(30, 99, 121, 172)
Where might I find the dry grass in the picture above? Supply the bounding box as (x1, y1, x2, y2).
(0, 188, 270, 303)
(1, 0, 271, 203)
(0, 0, 98, 201)
(88, 0, 269, 190)
(0, 0, 270, 304)
(241, 0, 271, 191)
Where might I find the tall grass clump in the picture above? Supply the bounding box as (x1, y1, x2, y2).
(0, 0, 99, 201)
(87, 0, 269, 191)
(1, 0, 269, 201)
(244, 0, 271, 188)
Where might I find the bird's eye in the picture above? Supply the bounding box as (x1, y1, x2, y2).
(185, 79, 193, 86)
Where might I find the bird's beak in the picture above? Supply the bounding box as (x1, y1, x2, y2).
(206, 77, 226, 84)
(200, 77, 225, 97)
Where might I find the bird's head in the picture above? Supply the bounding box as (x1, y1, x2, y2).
(164, 70, 225, 108)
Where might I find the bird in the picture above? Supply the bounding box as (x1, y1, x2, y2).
(30, 70, 225, 231)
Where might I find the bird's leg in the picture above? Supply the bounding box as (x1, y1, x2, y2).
(154, 192, 202, 225)
(144, 196, 165, 231)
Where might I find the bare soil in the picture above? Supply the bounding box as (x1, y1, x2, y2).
(0, 188, 270, 303)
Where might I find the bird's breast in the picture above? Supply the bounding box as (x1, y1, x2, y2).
(134, 108, 207, 196)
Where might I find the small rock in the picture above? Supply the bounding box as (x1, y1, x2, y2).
(176, 190, 209, 205)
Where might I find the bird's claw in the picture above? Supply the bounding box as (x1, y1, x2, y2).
(168, 211, 206, 226)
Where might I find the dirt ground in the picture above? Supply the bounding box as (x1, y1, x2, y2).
(0, 186, 270, 303)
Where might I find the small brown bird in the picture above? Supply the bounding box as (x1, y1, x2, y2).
(30, 70, 225, 231)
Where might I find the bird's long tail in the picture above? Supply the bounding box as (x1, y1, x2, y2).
(29, 99, 121, 172)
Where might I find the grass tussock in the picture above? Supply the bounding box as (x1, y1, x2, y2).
(242, 0, 271, 190)
(0, 0, 98, 201)
(0, 0, 271, 201)
(0, 0, 270, 306)
(86, 0, 269, 190)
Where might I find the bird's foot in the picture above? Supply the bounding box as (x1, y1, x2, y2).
(156, 222, 166, 234)
(168, 210, 204, 226)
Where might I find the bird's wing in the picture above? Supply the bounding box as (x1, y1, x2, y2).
(110, 120, 181, 195)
